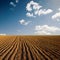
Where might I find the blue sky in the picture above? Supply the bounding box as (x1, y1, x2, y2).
(0, 0, 60, 35)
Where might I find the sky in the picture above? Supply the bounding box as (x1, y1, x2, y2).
(0, 0, 60, 35)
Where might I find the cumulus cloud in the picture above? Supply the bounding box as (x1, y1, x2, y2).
(19, 19, 31, 26)
(0, 34, 6, 36)
(35, 25, 60, 35)
(26, 12, 36, 17)
(26, 1, 42, 11)
(10, 2, 16, 7)
(26, 1, 53, 17)
(52, 12, 60, 21)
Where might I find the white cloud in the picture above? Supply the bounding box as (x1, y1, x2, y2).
(52, 12, 60, 21)
(26, 1, 53, 17)
(26, 12, 36, 17)
(35, 25, 60, 35)
(26, 1, 42, 11)
(0, 34, 6, 36)
(10, 2, 16, 7)
(16, 0, 19, 3)
(19, 19, 31, 26)
(10, 0, 19, 8)
(58, 8, 60, 11)
(35, 9, 53, 16)
(35, 31, 51, 35)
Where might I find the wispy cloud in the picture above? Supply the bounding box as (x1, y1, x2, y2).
(35, 9, 53, 16)
(16, 0, 19, 3)
(19, 19, 32, 26)
(35, 25, 60, 35)
(10, 2, 16, 7)
(10, 0, 19, 8)
(0, 34, 6, 36)
(26, 1, 53, 17)
(58, 8, 60, 11)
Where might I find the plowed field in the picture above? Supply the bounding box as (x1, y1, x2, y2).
(0, 36, 60, 60)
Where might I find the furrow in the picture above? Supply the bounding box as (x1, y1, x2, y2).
(25, 42, 35, 60)
(1, 37, 17, 60)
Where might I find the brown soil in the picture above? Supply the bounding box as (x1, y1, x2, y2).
(0, 36, 60, 60)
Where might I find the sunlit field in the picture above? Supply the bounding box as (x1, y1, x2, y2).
(0, 36, 60, 60)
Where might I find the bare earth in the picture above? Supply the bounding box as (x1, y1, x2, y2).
(0, 36, 60, 60)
